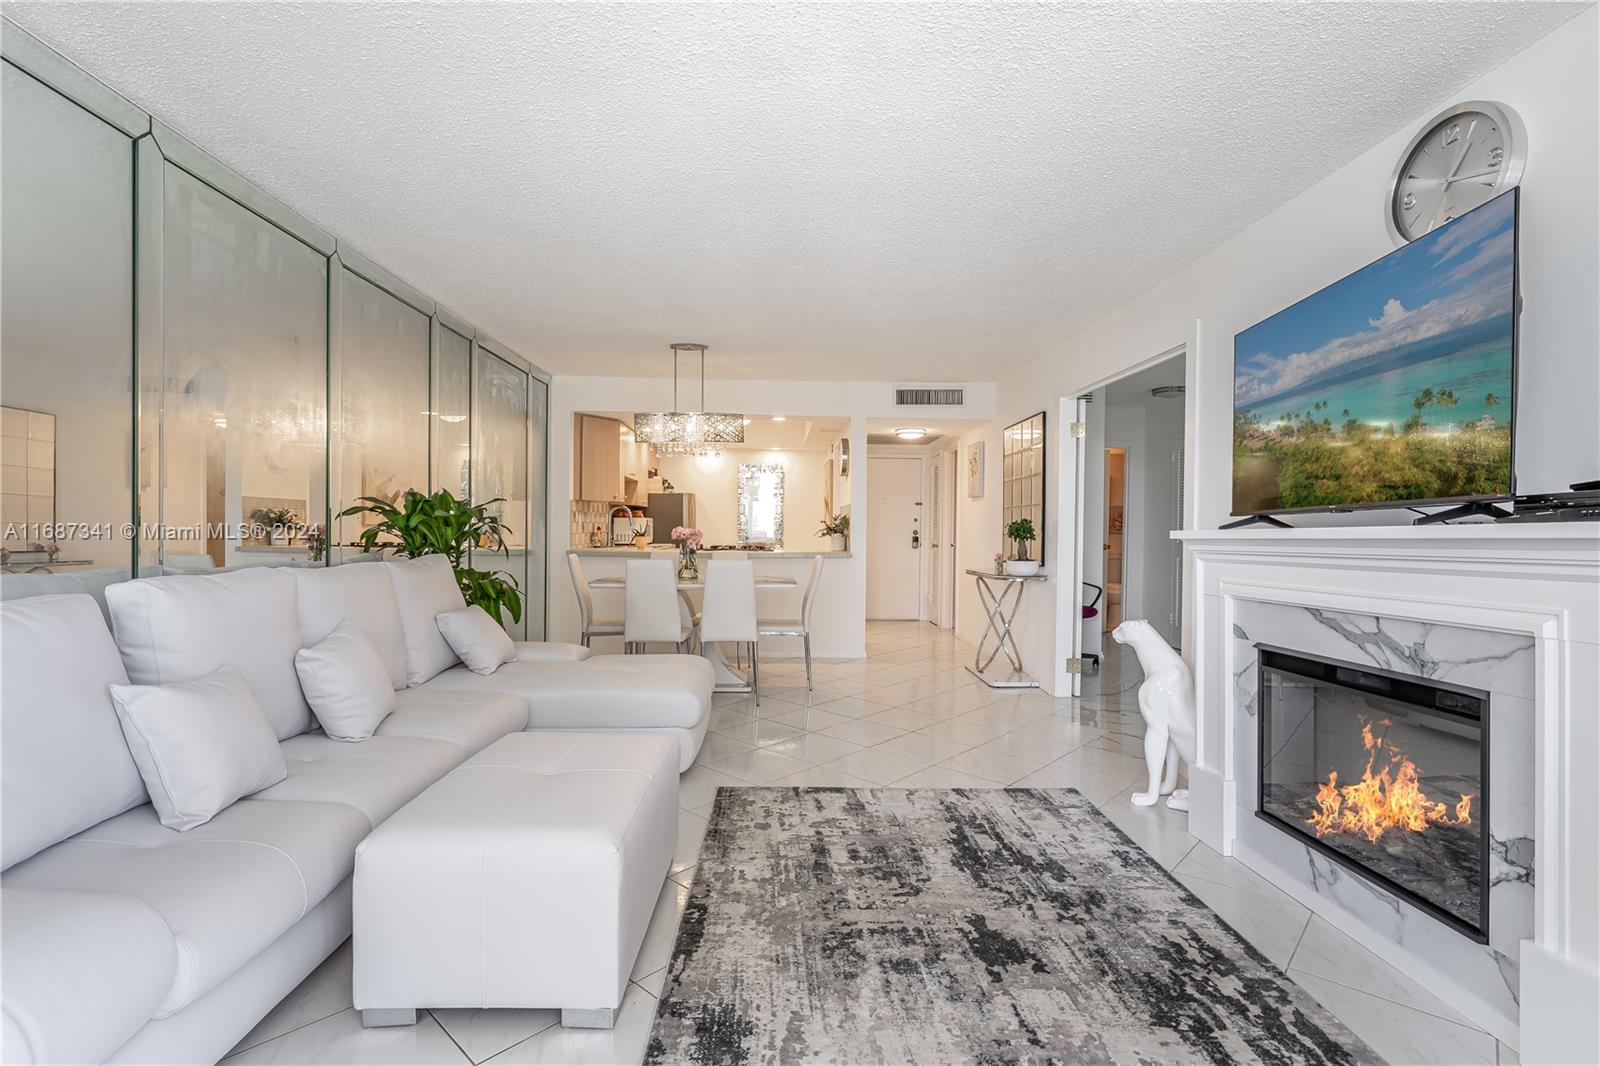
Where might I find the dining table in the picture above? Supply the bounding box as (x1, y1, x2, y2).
(587, 572, 798, 691)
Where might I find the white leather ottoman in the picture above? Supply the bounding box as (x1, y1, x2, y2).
(352, 731, 679, 1029)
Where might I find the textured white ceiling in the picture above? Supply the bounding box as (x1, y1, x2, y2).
(6, 2, 1583, 381)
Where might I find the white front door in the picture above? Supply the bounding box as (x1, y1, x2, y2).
(867, 455, 923, 619)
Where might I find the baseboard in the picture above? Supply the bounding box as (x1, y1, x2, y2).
(1519, 942, 1600, 1064)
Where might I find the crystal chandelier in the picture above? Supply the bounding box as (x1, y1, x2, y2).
(634, 343, 745, 457)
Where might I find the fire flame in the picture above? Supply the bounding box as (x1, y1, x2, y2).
(1307, 718, 1474, 843)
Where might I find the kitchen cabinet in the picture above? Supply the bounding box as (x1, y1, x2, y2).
(577, 414, 623, 502)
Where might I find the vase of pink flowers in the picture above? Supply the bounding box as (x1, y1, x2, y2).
(671, 525, 703, 580)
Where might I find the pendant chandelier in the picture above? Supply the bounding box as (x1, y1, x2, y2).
(633, 343, 745, 457)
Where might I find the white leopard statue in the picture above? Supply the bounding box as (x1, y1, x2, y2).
(1111, 619, 1197, 811)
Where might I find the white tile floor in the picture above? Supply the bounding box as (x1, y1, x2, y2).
(225, 621, 1515, 1066)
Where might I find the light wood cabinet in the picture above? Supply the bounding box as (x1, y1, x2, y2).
(577, 414, 623, 502)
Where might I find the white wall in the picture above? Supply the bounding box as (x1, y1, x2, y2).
(549, 376, 995, 658)
(654, 447, 831, 549)
(957, 11, 1600, 693)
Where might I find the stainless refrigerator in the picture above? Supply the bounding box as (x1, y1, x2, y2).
(647, 492, 696, 539)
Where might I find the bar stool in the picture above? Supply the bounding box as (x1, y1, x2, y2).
(623, 559, 694, 654)
(701, 558, 760, 701)
(568, 552, 623, 648)
(759, 556, 825, 689)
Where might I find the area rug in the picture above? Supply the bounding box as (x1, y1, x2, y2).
(646, 787, 1378, 1065)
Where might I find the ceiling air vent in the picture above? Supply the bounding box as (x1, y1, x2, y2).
(894, 387, 965, 407)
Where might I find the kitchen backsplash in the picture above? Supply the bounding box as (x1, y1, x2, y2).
(570, 500, 617, 548)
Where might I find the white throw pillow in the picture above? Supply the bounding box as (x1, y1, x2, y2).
(436, 605, 517, 675)
(384, 555, 468, 686)
(108, 666, 288, 832)
(294, 620, 398, 741)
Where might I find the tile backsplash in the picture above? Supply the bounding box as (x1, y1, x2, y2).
(570, 500, 615, 548)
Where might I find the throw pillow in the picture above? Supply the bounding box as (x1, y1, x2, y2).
(294, 620, 398, 741)
(108, 665, 288, 831)
(436, 605, 517, 675)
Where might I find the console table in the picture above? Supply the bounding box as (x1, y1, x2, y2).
(964, 569, 1047, 688)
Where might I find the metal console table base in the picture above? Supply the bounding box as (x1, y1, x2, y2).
(963, 569, 1047, 689)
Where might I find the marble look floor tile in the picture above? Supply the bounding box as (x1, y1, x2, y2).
(669, 865, 696, 889)
(758, 704, 856, 733)
(770, 765, 879, 789)
(691, 732, 756, 765)
(974, 730, 1085, 762)
(1291, 971, 1496, 1066)
(1096, 791, 1199, 871)
(482, 985, 655, 1065)
(631, 965, 668, 1000)
(705, 705, 753, 733)
(914, 717, 1007, 745)
(671, 809, 708, 875)
(822, 747, 930, 786)
(710, 717, 808, 749)
(1173, 842, 1299, 905)
(816, 717, 907, 747)
(936, 746, 1043, 784)
(430, 1008, 560, 1064)
(675, 765, 747, 810)
(864, 704, 954, 731)
(632, 879, 691, 979)
(893, 765, 1007, 788)
(229, 940, 354, 1056)
(1289, 916, 1482, 1027)
(706, 746, 813, 784)
(222, 1008, 468, 1064)
(758, 732, 863, 766)
(1176, 870, 1311, 970)
(809, 694, 895, 719)
(872, 731, 975, 764)
(1011, 760, 1132, 806)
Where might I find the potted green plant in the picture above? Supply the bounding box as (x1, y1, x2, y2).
(250, 506, 299, 546)
(1004, 518, 1039, 576)
(339, 489, 522, 627)
(817, 512, 850, 551)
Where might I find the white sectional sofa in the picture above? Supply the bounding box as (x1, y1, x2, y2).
(0, 557, 713, 1065)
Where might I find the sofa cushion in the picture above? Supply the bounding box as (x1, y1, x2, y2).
(0, 594, 147, 871)
(106, 567, 314, 740)
(422, 654, 714, 730)
(2, 798, 368, 1017)
(437, 604, 517, 675)
(295, 621, 398, 741)
(109, 666, 289, 832)
(258, 733, 464, 827)
(512, 640, 592, 663)
(0, 886, 178, 1066)
(292, 564, 409, 689)
(383, 555, 468, 686)
(376, 688, 528, 756)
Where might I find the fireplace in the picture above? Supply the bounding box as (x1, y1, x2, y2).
(1256, 646, 1490, 943)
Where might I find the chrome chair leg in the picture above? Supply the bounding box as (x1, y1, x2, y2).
(803, 633, 813, 690)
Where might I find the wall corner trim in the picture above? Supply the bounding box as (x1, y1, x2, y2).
(150, 118, 336, 256)
(1, 17, 149, 137)
(434, 305, 476, 341)
(335, 241, 436, 317)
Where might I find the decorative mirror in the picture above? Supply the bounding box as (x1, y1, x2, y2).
(1001, 412, 1045, 563)
(737, 463, 785, 545)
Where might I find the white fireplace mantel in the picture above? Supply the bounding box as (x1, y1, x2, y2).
(1174, 523, 1598, 1063)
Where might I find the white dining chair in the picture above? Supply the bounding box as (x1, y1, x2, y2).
(568, 552, 623, 648)
(701, 558, 760, 701)
(623, 559, 695, 654)
(759, 555, 825, 689)
(650, 550, 701, 630)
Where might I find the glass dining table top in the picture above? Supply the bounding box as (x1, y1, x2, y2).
(587, 574, 798, 591)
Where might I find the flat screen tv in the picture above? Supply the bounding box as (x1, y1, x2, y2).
(1232, 187, 1518, 517)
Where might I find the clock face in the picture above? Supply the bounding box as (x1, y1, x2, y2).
(1392, 105, 1521, 242)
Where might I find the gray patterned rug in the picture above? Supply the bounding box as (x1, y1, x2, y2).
(646, 788, 1378, 1065)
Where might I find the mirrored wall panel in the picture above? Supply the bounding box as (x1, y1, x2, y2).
(433, 325, 472, 498)
(474, 351, 530, 637)
(161, 164, 328, 570)
(527, 376, 548, 639)
(1002, 411, 1045, 563)
(1, 63, 134, 584)
(333, 268, 430, 561)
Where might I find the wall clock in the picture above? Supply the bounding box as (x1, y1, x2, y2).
(1387, 100, 1525, 244)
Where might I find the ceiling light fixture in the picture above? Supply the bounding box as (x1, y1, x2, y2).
(894, 427, 927, 440)
(633, 343, 745, 457)
(1151, 385, 1185, 398)
(771, 416, 787, 422)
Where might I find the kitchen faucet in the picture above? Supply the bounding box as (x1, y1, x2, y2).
(607, 504, 635, 546)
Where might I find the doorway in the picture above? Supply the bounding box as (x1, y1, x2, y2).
(867, 455, 924, 619)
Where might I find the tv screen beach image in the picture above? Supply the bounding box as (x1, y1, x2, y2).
(1233, 190, 1516, 514)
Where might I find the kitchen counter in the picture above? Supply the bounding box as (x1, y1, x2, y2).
(570, 546, 851, 559)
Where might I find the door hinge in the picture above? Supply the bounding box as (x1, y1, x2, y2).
(1065, 657, 1083, 674)
(1069, 422, 1086, 439)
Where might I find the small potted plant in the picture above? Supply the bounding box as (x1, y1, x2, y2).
(817, 512, 850, 551)
(1004, 518, 1039, 576)
(993, 551, 1005, 575)
(302, 522, 327, 563)
(671, 525, 703, 580)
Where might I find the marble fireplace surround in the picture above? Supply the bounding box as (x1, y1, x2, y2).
(1175, 526, 1599, 1063)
